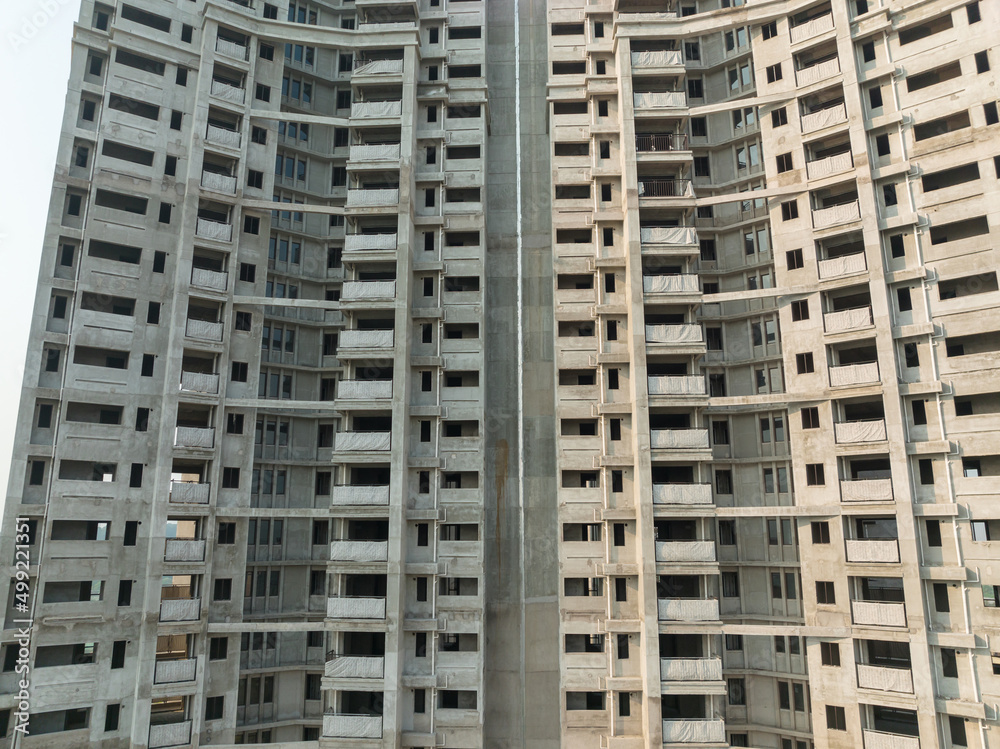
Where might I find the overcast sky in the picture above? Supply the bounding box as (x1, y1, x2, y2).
(0, 5, 76, 498)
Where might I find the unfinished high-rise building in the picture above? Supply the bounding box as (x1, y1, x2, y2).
(1, 0, 999, 747)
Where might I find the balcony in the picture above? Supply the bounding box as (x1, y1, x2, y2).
(795, 57, 841, 86)
(216, 37, 249, 60)
(323, 713, 382, 739)
(149, 721, 193, 749)
(824, 305, 872, 333)
(325, 654, 385, 679)
(640, 226, 698, 246)
(639, 179, 694, 198)
(174, 427, 215, 449)
(819, 252, 867, 280)
(634, 91, 686, 110)
(829, 362, 879, 387)
(636, 133, 689, 153)
(195, 217, 232, 242)
(350, 100, 402, 119)
(653, 484, 713, 505)
(333, 432, 391, 452)
(790, 12, 835, 43)
(344, 233, 397, 253)
(807, 151, 853, 181)
(153, 658, 197, 684)
(354, 58, 404, 76)
(185, 319, 224, 341)
(331, 485, 390, 506)
(330, 540, 389, 562)
(337, 380, 392, 400)
(662, 719, 725, 743)
(813, 200, 861, 229)
(643, 275, 700, 294)
(657, 598, 719, 621)
(180, 371, 220, 395)
(206, 124, 241, 148)
(346, 188, 399, 208)
(210, 79, 245, 103)
(852, 600, 906, 627)
(650, 429, 710, 450)
(357, 20, 416, 32)
(632, 49, 684, 67)
(660, 658, 723, 681)
(645, 324, 703, 344)
(863, 730, 920, 749)
(201, 170, 237, 194)
(840, 479, 893, 503)
(802, 102, 848, 133)
(191, 267, 228, 291)
(327, 596, 387, 619)
(648, 376, 706, 396)
(165, 539, 207, 562)
(857, 664, 913, 693)
(341, 280, 396, 302)
(655, 541, 716, 563)
(349, 143, 402, 162)
(169, 481, 210, 504)
(338, 330, 394, 350)
(159, 598, 201, 622)
(834, 419, 887, 444)
(846, 539, 900, 563)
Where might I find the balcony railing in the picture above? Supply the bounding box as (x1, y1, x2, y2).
(337, 380, 392, 400)
(819, 252, 867, 279)
(789, 12, 835, 43)
(655, 541, 716, 562)
(169, 481, 210, 504)
(650, 429, 710, 450)
(357, 20, 416, 32)
(191, 266, 229, 291)
(215, 37, 249, 60)
(813, 200, 861, 229)
(652, 483, 713, 505)
(648, 376, 706, 396)
(153, 658, 197, 684)
(834, 419, 887, 444)
(149, 721, 193, 749)
(195, 217, 233, 241)
(327, 596, 387, 619)
(346, 188, 400, 207)
(657, 598, 720, 621)
(180, 371, 220, 394)
(164, 539, 207, 562)
(852, 600, 906, 627)
(795, 57, 841, 86)
(824, 305, 872, 333)
(331, 485, 390, 506)
(634, 91, 686, 109)
(640, 226, 698, 246)
(857, 664, 914, 693)
(175, 426, 215, 449)
(344, 233, 397, 252)
(806, 151, 853, 180)
(210, 79, 245, 103)
(333, 432, 391, 452)
(636, 133, 688, 153)
(323, 713, 383, 739)
(206, 123, 241, 148)
(846, 539, 900, 563)
(185, 319, 224, 341)
(645, 324, 703, 344)
(353, 58, 405, 76)
(863, 730, 920, 749)
(639, 179, 694, 198)
(349, 143, 402, 162)
(840, 478, 893, 503)
(330, 540, 389, 562)
(325, 654, 385, 679)
(632, 49, 684, 67)
(201, 170, 237, 194)
(350, 100, 402, 119)
(660, 658, 723, 681)
(662, 719, 726, 743)
(341, 280, 396, 301)
(802, 102, 848, 133)
(643, 275, 700, 293)
(339, 330, 394, 350)
(159, 598, 201, 622)
(829, 361, 879, 387)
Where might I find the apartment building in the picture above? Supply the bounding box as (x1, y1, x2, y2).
(0, 0, 998, 746)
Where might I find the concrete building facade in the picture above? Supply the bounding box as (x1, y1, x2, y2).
(1, 0, 999, 747)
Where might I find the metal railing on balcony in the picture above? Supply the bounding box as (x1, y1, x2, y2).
(634, 91, 686, 109)
(824, 305, 872, 333)
(655, 540, 716, 562)
(647, 376, 706, 396)
(325, 654, 385, 679)
(643, 274, 700, 293)
(636, 133, 689, 153)
(645, 324, 703, 344)
(206, 123, 241, 148)
(813, 200, 861, 229)
(338, 330, 394, 349)
(662, 719, 726, 743)
(857, 664, 914, 693)
(174, 426, 215, 449)
(639, 179, 693, 198)
(840, 478, 893, 503)
(802, 102, 848, 133)
(333, 431, 391, 452)
(191, 266, 229, 291)
(169, 481, 210, 504)
(149, 721, 193, 749)
(180, 371, 220, 394)
(337, 380, 392, 400)
(353, 58, 404, 75)
(657, 598, 720, 621)
(341, 280, 396, 301)
(164, 539, 206, 562)
(153, 658, 198, 684)
(201, 170, 237, 194)
(323, 713, 383, 739)
(829, 361, 879, 387)
(846, 539, 900, 563)
(652, 483, 713, 505)
(807, 151, 854, 180)
(789, 12, 835, 43)
(834, 419, 887, 443)
(631, 49, 684, 67)
(326, 596, 387, 619)
(660, 658, 723, 681)
(350, 100, 402, 119)
(159, 598, 201, 622)
(650, 429, 710, 450)
(795, 57, 841, 86)
(210, 79, 245, 103)
(215, 37, 249, 60)
(819, 252, 867, 279)
(852, 600, 906, 627)
(330, 540, 389, 562)
(349, 143, 402, 162)
(331, 485, 390, 506)
(346, 188, 400, 207)
(863, 729, 920, 749)
(195, 217, 233, 241)
(344, 233, 397, 252)
(640, 226, 698, 246)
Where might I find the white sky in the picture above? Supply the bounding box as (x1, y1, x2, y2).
(0, 4, 76, 499)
